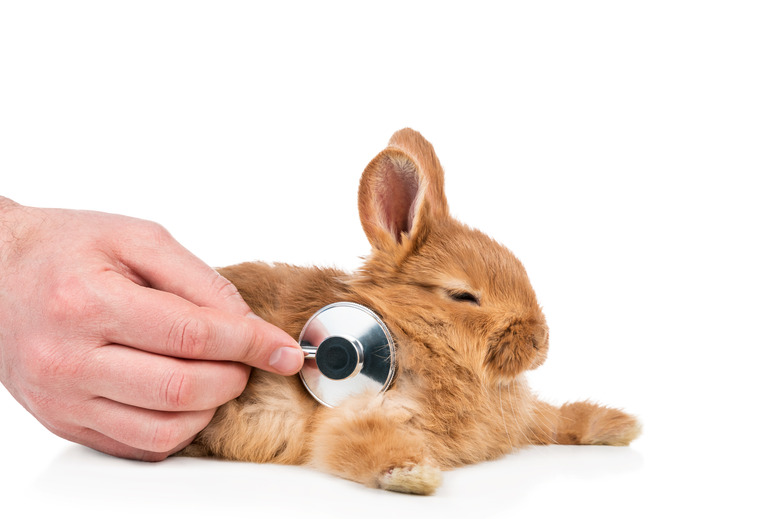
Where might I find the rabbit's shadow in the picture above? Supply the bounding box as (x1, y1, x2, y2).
(31, 444, 643, 514)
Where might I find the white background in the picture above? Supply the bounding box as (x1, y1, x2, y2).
(1, 1, 778, 517)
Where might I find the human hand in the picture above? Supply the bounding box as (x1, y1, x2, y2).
(0, 197, 303, 461)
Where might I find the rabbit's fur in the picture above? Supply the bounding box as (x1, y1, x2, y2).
(182, 129, 641, 494)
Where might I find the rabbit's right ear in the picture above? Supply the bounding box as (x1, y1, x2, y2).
(358, 129, 449, 256)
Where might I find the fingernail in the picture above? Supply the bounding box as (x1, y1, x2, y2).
(268, 346, 304, 374)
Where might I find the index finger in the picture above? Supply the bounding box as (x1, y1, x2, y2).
(110, 218, 253, 317)
(103, 277, 304, 375)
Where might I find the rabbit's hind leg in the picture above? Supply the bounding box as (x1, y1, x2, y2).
(309, 395, 441, 495)
(553, 401, 642, 446)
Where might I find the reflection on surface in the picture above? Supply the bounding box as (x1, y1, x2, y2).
(29, 443, 644, 517)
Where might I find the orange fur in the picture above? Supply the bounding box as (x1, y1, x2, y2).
(182, 129, 641, 494)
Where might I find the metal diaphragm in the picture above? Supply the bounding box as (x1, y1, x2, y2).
(298, 302, 396, 407)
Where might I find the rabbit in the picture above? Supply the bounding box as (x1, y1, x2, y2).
(180, 128, 641, 495)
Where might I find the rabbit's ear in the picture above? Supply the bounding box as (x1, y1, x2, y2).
(358, 129, 449, 253)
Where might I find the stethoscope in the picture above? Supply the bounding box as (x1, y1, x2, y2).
(298, 302, 396, 407)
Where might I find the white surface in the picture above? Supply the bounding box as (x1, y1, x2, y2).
(1, 2, 778, 518)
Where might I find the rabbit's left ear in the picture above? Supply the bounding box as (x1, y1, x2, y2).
(358, 128, 449, 254)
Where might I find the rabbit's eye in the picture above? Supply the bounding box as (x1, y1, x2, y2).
(447, 290, 480, 306)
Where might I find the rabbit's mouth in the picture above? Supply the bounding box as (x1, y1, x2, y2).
(483, 318, 549, 382)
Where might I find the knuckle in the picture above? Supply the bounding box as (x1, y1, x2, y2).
(212, 273, 242, 303)
(47, 274, 104, 322)
(140, 451, 169, 462)
(138, 220, 174, 247)
(21, 391, 79, 440)
(19, 341, 81, 388)
(227, 364, 251, 399)
(235, 321, 262, 365)
(16, 342, 47, 383)
(208, 272, 251, 316)
(167, 315, 212, 358)
(148, 421, 186, 453)
(22, 388, 56, 416)
(159, 369, 197, 410)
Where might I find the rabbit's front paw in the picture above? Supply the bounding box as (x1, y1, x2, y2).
(378, 464, 442, 495)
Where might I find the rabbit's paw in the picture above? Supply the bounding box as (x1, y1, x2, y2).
(560, 401, 642, 446)
(378, 464, 442, 495)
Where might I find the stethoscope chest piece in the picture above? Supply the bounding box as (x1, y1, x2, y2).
(299, 302, 396, 407)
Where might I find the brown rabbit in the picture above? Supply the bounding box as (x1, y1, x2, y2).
(181, 128, 641, 494)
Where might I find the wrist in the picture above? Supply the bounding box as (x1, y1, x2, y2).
(0, 195, 18, 212)
(0, 196, 18, 242)
(0, 197, 37, 267)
